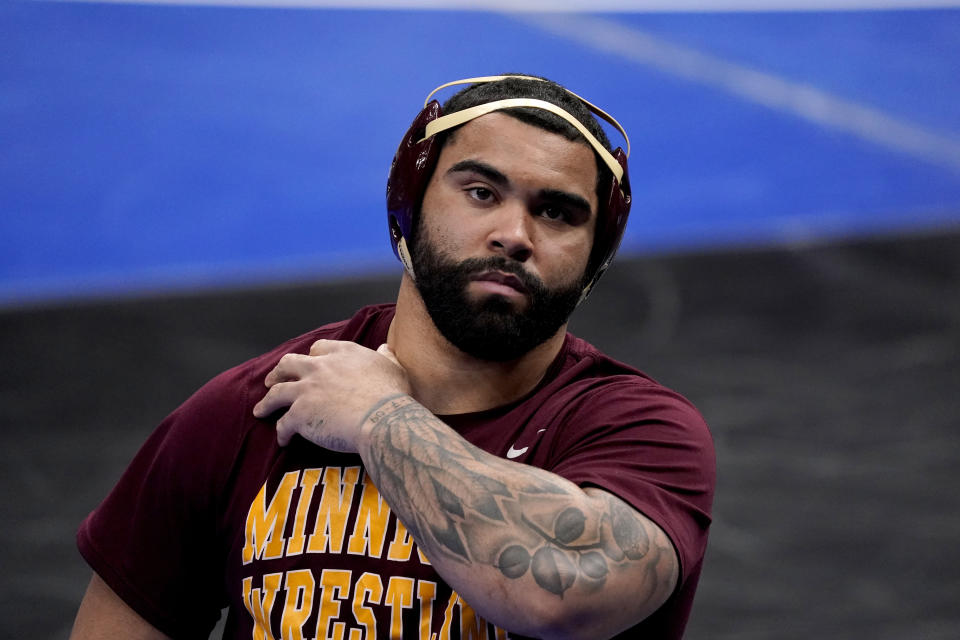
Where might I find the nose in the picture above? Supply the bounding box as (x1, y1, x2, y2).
(487, 201, 533, 262)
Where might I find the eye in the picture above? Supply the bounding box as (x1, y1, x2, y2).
(539, 206, 569, 223)
(466, 186, 495, 202)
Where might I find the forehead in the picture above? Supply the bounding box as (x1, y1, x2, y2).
(436, 112, 599, 207)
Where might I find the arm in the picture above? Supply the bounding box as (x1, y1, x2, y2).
(359, 394, 678, 639)
(254, 341, 679, 639)
(70, 572, 171, 640)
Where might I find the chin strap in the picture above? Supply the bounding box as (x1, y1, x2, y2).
(397, 236, 416, 281)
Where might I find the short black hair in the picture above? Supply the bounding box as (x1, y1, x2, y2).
(442, 74, 612, 150)
(437, 74, 613, 196)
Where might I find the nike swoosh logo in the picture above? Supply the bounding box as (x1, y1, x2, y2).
(506, 429, 547, 460)
(506, 445, 528, 459)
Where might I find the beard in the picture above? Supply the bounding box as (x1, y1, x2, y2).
(409, 229, 584, 362)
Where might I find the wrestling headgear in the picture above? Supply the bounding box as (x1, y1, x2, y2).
(386, 75, 632, 301)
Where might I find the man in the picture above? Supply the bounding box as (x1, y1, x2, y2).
(71, 75, 714, 639)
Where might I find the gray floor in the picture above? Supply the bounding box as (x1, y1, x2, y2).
(2, 229, 958, 639)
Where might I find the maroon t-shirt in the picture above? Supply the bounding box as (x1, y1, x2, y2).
(78, 304, 714, 639)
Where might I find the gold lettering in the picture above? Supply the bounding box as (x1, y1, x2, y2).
(351, 572, 383, 640)
(386, 523, 431, 565)
(315, 569, 351, 640)
(387, 519, 414, 561)
(458, 598, 488, 640)
(279, 569, 315, 640)
(308, 467, 361, 554)
(417, 580, 437, 640)
(287, 469, 322, 556)
(385, 577, 415, 639)
(243, 471, 300, 564)
(347, 472, 392, 557)
(438, 591, 459, 640)
(241, 573, 282, 640)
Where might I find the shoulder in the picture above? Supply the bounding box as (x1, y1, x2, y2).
(545, 334, 715, 561)
(154, 303, 397, 464)
(200, 303, 397, 406)
(542, 336, 714, 494)
(550, 334, 707, 424)
(521, 334, 715, 483)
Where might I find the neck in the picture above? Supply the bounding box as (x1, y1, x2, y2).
(387, 275, 566, 415)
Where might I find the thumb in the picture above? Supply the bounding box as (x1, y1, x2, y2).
(377, 343, 401, 366)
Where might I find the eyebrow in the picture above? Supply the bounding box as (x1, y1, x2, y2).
(539, 188, 592, 218)
(447, 159, 593, 215)
(447, 159, 509, 186)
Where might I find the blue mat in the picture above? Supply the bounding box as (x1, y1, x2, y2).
(2, 2, 959, 305)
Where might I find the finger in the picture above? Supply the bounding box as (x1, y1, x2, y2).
(276, 405, 325, 448)
(377, 343, 401, 367)
(275, 411, 298, 447)
(265, 353, 312, 387)
(253, 381, 299, 418)
(309, 339, 337, 356)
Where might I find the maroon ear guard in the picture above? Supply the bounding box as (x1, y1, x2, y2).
(385, 99, 632, 299)
(386, 100, 443, 265)
(585, 147, 631, 298)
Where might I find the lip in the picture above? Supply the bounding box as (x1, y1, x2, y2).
(470, 270, 529, 295)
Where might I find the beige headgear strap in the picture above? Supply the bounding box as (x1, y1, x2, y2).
(396, 236, 416, 281)
(420, 75, 630, 187)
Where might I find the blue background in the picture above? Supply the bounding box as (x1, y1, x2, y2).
(2, 2, 959, 305)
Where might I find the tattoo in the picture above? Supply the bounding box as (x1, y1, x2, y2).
(362, 396, 672, 600)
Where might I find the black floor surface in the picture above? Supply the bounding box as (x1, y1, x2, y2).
(2, 229, 958, 639)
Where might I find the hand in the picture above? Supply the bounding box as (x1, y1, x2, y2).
(252, 340, 411, 451)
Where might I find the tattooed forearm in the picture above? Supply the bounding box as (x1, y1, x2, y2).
(360, 395, 674, 602)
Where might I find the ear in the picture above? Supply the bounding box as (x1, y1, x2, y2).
(386, 100, 444, 265)
(582, 147, 631, 302)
